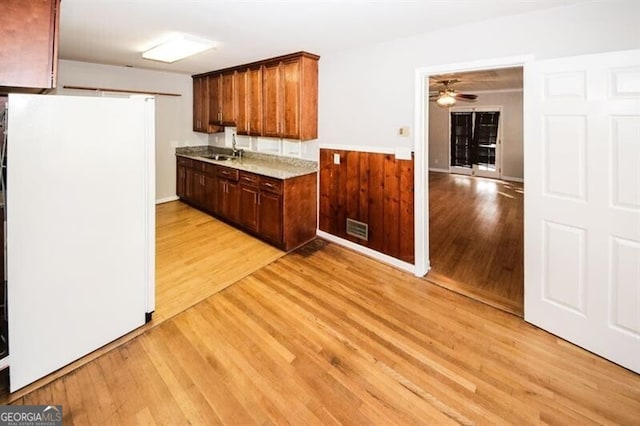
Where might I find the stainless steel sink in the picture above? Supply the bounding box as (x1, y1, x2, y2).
(201, 154, 235, 161)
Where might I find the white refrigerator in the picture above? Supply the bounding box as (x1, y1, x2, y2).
(5, 94, 155, 392)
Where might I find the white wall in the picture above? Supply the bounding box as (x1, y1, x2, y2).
(317, 0, 640, 153)
(429, 91, 523, 180)
(54, 60, 207, 202)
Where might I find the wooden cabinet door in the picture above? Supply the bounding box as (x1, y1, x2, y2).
(0, 0, 60, 90)
(192, 76, 209, 132)
(235, 69, 249, 135)
(184, 167, 195, 201)
(176, 164, 186, 198)
(220, 71, 236, 125)
(226, 181, 240, 224)
(203, 174, 217, 214)
(239, 185, 259, 231)
(192, 170, 205, 207)
(217, 178, 240, 224)
(258, 191, 283, 244)
(281, 59, 301, 139)
(247, 66, 263, 136)
(262, 62, 281, 137)
(209, 73, 222, 125)
(215, 178, 227, 217)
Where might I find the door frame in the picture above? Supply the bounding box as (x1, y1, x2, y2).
(412, 55, 532, 278)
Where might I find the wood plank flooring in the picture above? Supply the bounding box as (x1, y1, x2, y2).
(154, 201, 285, 323)
(14, 226, 640, 424)
(428, 172, 524, 315)
(1, 201, 285, 401)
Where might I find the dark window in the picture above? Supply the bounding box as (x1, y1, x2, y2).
(450, 110, 500, 169)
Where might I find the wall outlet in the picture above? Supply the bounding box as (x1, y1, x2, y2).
(333, 153, 340, 165)
(435, 159, 439, 164)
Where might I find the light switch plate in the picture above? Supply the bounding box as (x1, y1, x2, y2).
(333, 153, 340, 164)
(399, 126, 410, 137)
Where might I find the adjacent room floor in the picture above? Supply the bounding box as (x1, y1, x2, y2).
(427, 172, 524, 316)
(8, 202, 640, 424)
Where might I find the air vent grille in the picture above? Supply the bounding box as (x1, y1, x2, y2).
(346, 218, 369, 241)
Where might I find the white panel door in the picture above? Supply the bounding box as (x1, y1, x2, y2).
(7, 94, 155, 391)
(524, 50, 640, 372)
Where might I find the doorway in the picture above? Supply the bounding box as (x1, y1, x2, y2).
(421, 63, 526, 316)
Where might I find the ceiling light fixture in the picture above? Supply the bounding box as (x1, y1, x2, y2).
(142, 35, 216, 63)
(436, 92, 456, 107)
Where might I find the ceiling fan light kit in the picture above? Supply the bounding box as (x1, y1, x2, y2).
(430, 79, 478, 108)
(436, 93, 457, 107)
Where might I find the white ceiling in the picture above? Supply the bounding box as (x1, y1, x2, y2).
(429, 67, 524, 92)
(59, 0, 588, 75)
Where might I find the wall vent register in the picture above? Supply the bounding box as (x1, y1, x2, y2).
(346, 218, 369, 241)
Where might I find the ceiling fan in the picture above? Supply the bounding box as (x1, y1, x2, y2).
(430, 79, 478, 107)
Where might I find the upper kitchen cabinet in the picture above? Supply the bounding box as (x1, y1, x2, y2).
(209, 70, 237, 127)
(247, 66, 264, 136)
(193, 75, 210, 132)
(0, 0, 60, 93)
(235, 69, 249, 135)
(235, 67, 263, 136)
(192, 51, 319, 141)
(262, 62, 281, 138)
(263, 54, 319, 140)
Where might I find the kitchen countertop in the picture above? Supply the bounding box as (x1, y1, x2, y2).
(175, 146, 317, 180)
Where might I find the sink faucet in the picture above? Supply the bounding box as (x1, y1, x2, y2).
(232, 133, 244, 158)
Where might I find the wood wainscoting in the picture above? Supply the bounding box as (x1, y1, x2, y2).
(319, 149, 414, 263)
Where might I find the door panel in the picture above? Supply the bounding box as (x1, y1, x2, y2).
(524, 49, 640, 373)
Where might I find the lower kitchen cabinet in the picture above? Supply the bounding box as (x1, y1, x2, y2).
(239, 172, 259, 232)
(177, 157, 206, 208)
(258, 191, 283, 245)
(216, 166, 240, 223)
(203, 164, 217, 214)
(176, 156, 316, 251)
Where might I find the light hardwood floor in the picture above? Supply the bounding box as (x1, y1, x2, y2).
(12, 204, 640, 425)
(428, 172, 524, 315)
(2, 201, 285, 402)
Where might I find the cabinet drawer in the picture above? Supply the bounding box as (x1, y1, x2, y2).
(239, 171, 259, 187)
(259, 176, 282, 194)
(177, 157, 189, 167)
(217, 167, 239, 181)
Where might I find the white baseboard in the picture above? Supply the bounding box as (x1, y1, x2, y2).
(156, 195, 179, 204)
(316, 230, 415, 274)
(502, 175, 524, 183)
(428, 167, 449, 173)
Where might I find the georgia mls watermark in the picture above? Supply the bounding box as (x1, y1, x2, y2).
(0, 405, 62, 426)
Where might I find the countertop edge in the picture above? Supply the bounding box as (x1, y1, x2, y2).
(176, 153, 318, 180)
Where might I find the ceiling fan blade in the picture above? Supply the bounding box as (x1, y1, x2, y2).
(454, 93, 478, 100)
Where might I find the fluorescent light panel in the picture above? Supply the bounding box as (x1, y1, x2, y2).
(142, 35, 215, 63)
